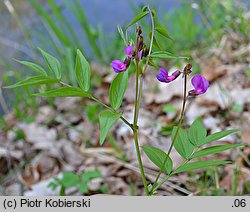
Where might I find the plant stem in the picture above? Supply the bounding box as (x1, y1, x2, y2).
(142, 6, 155, 74)
(59, 81, 133, 130)
(152, 159, 190, 193)
(133, 59, 149, 195)
(91, 96, 133, 130)
(130, 6, 155, 195)
(133, 128, 149, 195)
(59, 81, 72, 87)
(150, 68, 188, 195)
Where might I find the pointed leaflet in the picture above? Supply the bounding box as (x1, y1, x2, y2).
(79, 170, 101, 193)
(172, 127, 195, 159)
(204, 129, 239, 145)
(117, 24, 126, 44)
(150, 51, 190, 60)
(38, 48, 61, 79)
(188, 118, 207, 146)
(142, 146, 172, 174)
(4, 76, 59, 88)
(33, 87, 91, 98)
(173, 160, 231, 174)
(14, 59, 47, 76)
(109, 71, 128, 110)
(126, 11, 149, 29)
(99, 110, 122, 145)
(155, 26, 173, 40)
(75, 49, 90, 92)
(191, 144, 244, 159)
(60, 172, 80, 189)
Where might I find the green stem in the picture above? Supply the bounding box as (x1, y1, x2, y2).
(59, 81, 133, 131)
(59, 81, 72, 87)
(136, 6, 154, 117)
(133, 128, 149, 195)
(92, 96, 133, 130)
(130, 6, 155, 195)
(133, 59, 149, 195)
(153, 159, 190, 193)
(150, 71, 188, 195)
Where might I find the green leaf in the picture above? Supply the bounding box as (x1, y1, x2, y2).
(142, 146, 172, 174)
(142, 6, 148, 12)
(79, 181, 88, 193)
(150, 51, 190, 60)
(188, 118, 207, 146)
(82, 170, 101, 182)
(75, 49, 90, 92)
(33, 87, 92, 98)
(117, 24, 126, 43)
(155, 26, 172, 40)
(172, 127, 195, 159)
(163, 105, 176, 113)
(99, 110, 122, 145)
(204, 129, 239, 145)
(109, 71, 128, 110)
(79, 170, 101, 193)
(86, 103, 101, 123)
(47, 181, 59, 191)
(191, 144, 244, 159)
(148, 58, 158, 68)
(38, 48, 61, 79)
(14, 59, 47, 76)
(60, 172, 80, 189)
(4, 76, 58, 88)
(232, 104, 244, 113)
(173, 160, 231, 174)
(126, 11, 149, 29)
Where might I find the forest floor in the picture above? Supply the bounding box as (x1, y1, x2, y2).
(0, 33, 250, 196)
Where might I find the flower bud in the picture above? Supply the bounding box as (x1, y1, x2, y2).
(184, 63, 192, 75)
(136, 26, 142, 36)
(138, 36, 144, 51)
(124, 57, 131, 67)
(142, 47, 149, 57)
(142, 6, 148, 12)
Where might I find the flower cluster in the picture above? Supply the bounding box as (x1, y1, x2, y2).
(110, 26, 209, 95)
(111, 26, 149, 73)
(110, 46, 136, 73)
(156, 66, 210, 95)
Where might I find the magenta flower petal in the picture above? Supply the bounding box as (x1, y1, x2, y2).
(188, 74, 210, 95)
(111, 60, 127, 73)
(138, 51, 142, 58)
(159, 68, 168, 76)
(156, 73, 166, 82)
(125, 46, 142, 58)
(124, 46, 135, 57)
(156, 68, 181, 83)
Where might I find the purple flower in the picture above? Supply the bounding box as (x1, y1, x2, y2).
(124, 46, 142, 58)
(188, 74, 210, 95)
(125, 46, 135, 57)
(156, 68, 181, 83)
(111, 60, 127, 73)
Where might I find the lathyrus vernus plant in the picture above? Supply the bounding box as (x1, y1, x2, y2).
(4, 6, 243, 196)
